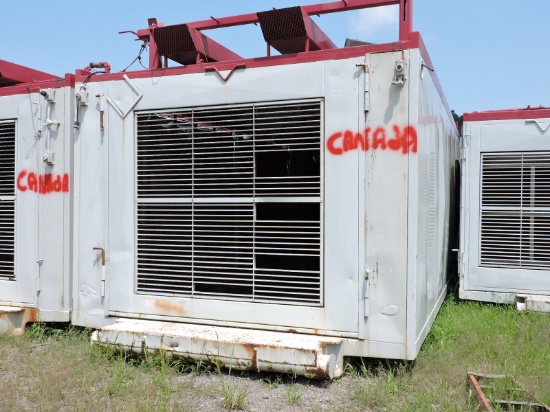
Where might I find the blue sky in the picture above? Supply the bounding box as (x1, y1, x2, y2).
(3, 1, 549, 115)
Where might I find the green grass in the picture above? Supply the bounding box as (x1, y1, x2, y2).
(285, 384, 302, 404)
(0, 294, 548, 411)
(262, 374, 283, 388)
(346, 292, 550, 411)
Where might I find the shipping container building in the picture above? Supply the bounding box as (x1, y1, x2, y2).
(0, 0, 460, 378)
(460, 107, 550, 309)
(68, 0, 460, 378)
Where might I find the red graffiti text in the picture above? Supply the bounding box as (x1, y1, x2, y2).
(17, 171, 70, 194)
(327, 125, 418, 155)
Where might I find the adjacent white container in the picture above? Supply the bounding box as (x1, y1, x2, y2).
(0, 71, 74, 327)
(460, 107, 550, 304)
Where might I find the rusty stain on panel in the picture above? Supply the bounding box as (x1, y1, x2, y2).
(0, 307, 38, 336)
(24, 308, 39, 324)
(153, 300, 185, 315)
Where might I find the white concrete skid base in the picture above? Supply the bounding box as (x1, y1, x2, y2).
(516, 294, 550, 313)
(0, 306, 38, 336)
(91, 319, 345, 379)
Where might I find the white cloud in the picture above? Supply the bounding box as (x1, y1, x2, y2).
(348, 5, 399, 38)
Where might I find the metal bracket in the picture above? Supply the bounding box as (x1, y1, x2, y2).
(106, 75, 143, 119)
(96, 94, 105, 132)
(357, 56, 370, 112)
(40, 88, 56, 104)
(74, 85, 89, 128)
(526, 119, 550, 133)
(93, 247, 106, 298)
(205, 64, 246, 82)
(36, 259, 43, 293)
(392, 60, 407, 87)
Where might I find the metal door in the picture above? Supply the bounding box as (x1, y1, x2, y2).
(72, 81, 109, 327)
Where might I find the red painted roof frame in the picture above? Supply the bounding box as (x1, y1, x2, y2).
(0, 73, 75, 98)
(77, 38, 411, 83)
(464, 106, 550, 122)
(77, 31, 454, 122)
(0, 59, 59, 87)
(136, 0, 413, 69)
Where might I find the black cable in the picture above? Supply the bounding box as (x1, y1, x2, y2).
(122, 42, 148, 72)
(82, 71, 94, 85)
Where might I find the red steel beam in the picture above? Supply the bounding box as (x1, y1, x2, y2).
(152, 24, 242, 65)
(138, 0, 406, 35)
(0, 59, 58, 87)
(136, 0, 412, 69)
(399, 0, 413, 41)
(186, 0, 401, 30)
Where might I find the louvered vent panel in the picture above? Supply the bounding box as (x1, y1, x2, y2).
(136, 100, 322, 305)
(0, 121, 15, 196)
(255, 102, 321, 197)
(193, 107, 254, 197)
(137, 203, 193, 294)
(0, 202, 15, 279)
(0, 121, 15, 280)
(480, 152, 550, 269)
(137, 111, 193, 198)
(255, 203, 321, 304)
(193, 204, 254, 297)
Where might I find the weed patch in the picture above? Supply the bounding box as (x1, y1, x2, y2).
(0, 294, 547, 411)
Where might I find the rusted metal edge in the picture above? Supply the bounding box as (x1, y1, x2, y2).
(0, 306, 38, 336)
(468, 372, 550, 412)
(468, 373, 494, 412)
(91, 319, 344, 379)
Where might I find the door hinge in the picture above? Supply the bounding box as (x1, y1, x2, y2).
(93, 247, 106, 298)
(357, 57, 370, 113)
(363, 268, 371, 318)
(36, 259, 44, 293)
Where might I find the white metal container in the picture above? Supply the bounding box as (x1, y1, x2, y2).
(460, 107, 550, 304)
(72, 25, 459, 377)
(0, 70, 74, 332)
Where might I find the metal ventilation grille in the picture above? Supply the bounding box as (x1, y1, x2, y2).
(136, 100, 322, 305)
(137, 203, 193, 294)
(0, 121, 16, 196)
(153, 24, 196, 55)
(480, 152, 550, 269)
(0, 121, 15, 280)
(257, 7, 308, 41)
(255, 104, 320, 196)
(137, 112, 193, 197)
